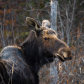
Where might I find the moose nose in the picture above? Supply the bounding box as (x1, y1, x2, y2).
(58, 47, 72, 60)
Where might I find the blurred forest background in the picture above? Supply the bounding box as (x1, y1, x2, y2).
(0, 0, 84, 84)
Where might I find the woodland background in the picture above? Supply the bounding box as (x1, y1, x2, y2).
(0, 0, 84, 84)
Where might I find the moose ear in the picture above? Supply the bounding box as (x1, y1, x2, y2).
(26, 17, 42, 31)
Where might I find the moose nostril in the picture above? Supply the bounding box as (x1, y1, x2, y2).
(62, 52, 67, 58)
(58, 47, 72, 59)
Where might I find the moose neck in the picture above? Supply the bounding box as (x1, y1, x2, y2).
(20, 31, 48, 73)
(21, 40, 41, 73)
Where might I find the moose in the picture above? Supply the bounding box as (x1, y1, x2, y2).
(0, 17, 72, 84)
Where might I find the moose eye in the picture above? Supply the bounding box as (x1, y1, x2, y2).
(44, 37, 49, 40)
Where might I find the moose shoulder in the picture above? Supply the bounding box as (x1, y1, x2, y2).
(0, 17, 72, 84)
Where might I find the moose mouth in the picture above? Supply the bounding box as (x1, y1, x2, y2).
(54, 51, 72, 62)
(54, 53, 65, 62)
(45, 53, 68, 62)
(43, 49, 72, 62)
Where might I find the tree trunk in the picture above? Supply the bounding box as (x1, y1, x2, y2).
(50, 0, 58, 84)
(51, 0, 58, 31)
